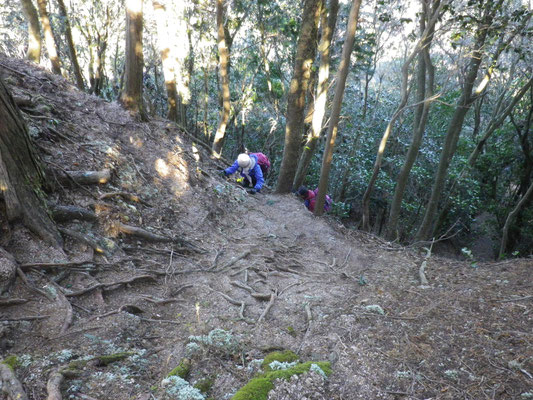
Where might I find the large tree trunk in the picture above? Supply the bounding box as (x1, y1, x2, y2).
(20, 0, 42, 63)
(120, 0, 146, 119)
(293, 0, 339, 190)
(313, 0, 362, 215)
(212, 0, 231, 157)
(36, 0, 62, 75)
(0, 77, 62, 248)
(275, 0, 322, 193)
(56, 0, 84, 90)
(386, 0, 438, 240)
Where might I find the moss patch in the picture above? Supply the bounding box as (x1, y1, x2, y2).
(232, 360, 331, 400)
(94, 352, 135, 366)
(2, 356, 19, 371)
(262, 350, 299, 371)
(167, 358, 191, 379)
(194, 377, 214, 394)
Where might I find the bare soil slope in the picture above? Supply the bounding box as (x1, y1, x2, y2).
(0, 58, 532, 400)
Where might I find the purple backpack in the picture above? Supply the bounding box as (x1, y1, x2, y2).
(251, 152, 270, 176)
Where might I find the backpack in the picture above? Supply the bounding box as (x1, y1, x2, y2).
(312, 188, 332, 212)
(251, 152, 271, 176)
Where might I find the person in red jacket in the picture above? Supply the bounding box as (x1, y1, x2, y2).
(297, 186, 332, 212)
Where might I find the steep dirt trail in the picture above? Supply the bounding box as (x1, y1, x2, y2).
(1, 57, 531, 399)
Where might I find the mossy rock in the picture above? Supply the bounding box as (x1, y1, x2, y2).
(2, 356, 19, 371)
(94, 352, 135, 366)
(262, 350, 299, 371)
(232, 361, 331, 400)
(167, 358, 191, 379)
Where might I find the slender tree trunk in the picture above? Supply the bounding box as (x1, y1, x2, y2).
(36, 0, 62, 75)
(20, 0, 42, 63)
(362, 1, 442, 231)
(499, 180, 533, 258)
(120, 0, 146, 119)
(386, 0, 438, 240)
(0, 77, 62, 248)
(152, 0, 179, 121)
(314, 0, 363, 215)
(275, 0, 322, 193)
(212, 0, 231, 157)
(293, 0, 339, 190)
(203, 65, 209, 140)
(416, 0, 509, 241)
(56, 0, 84, 90)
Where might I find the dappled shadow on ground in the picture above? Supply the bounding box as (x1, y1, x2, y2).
(0, 57, 532, 399)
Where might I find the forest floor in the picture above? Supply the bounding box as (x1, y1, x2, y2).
(0, 57, 532, 400)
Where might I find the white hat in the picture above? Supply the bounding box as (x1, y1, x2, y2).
(237, 153, 251, 168)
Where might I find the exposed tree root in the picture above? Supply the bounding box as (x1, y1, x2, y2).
(58, 227, 108, 255)
(99, 191, 153, 207)
(55, 169, 111, 186)
(113, 222, 173, 242)
(215, 250, 251, 272)
(256, 293, 277, 324)
(1, 315, 49, 321)
(50, 204, 97, 222)
(19, 260, 94, 272)
(0, 298, 28, 306)
(65, 275, 156, 297)
(0, 362, 29, 400)
(46, 370, 64, 400)
(16, 267, 54, 300)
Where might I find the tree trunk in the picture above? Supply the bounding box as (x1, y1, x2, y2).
(275, 0, 322, 193)
(120, 0, 146, 119)
(152, 0, 179, 121)
(56, 0, 84, 90)
(362, 1, 442, 231)
(386, 0, 438, 240)
(499, 180, 533, 258)
(415, 0, 505, 241)
(293, 0, 339, 190)
(20, 0, 42, 63)
(36, 0, 62, 75)
(314, 0, 362, 215)
(212, 0, 231, 157)
(0, 77, 62, 248)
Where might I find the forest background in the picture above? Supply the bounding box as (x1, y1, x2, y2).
(1, 0, 532, 260)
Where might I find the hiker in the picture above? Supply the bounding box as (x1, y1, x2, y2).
(297, 186, 332, 212)
(221, 153, 267, 194)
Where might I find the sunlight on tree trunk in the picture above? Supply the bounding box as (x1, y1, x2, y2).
(153, 0, 179, 121)
(314, 0, 362, 215)
(120, 0, 146, 119)
(36, 0, 61, 75)
(20, 0, 41, 63)
(212, 0, 231, 157)
(293, 0, 339, 190)
(276, 0, 322, 193)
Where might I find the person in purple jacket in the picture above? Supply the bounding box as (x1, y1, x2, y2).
(221, 153, 264, 194)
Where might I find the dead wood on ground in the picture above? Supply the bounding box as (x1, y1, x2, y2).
(0, 362, 29, 400)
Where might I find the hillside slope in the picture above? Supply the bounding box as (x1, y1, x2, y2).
(0, 57, 531, 400)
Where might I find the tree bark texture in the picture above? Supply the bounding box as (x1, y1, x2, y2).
(314, 0, 362, 215)
(56, 0, 84, 90)
(212, 0, 231, 157)
(20, 0, 42, 63)
(275, 0, 322, 193)
(0, 77, 62, 247)
(120, 0, 146, 119)
(293, 0, 339, 190)
(36, 0, 62, 75)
